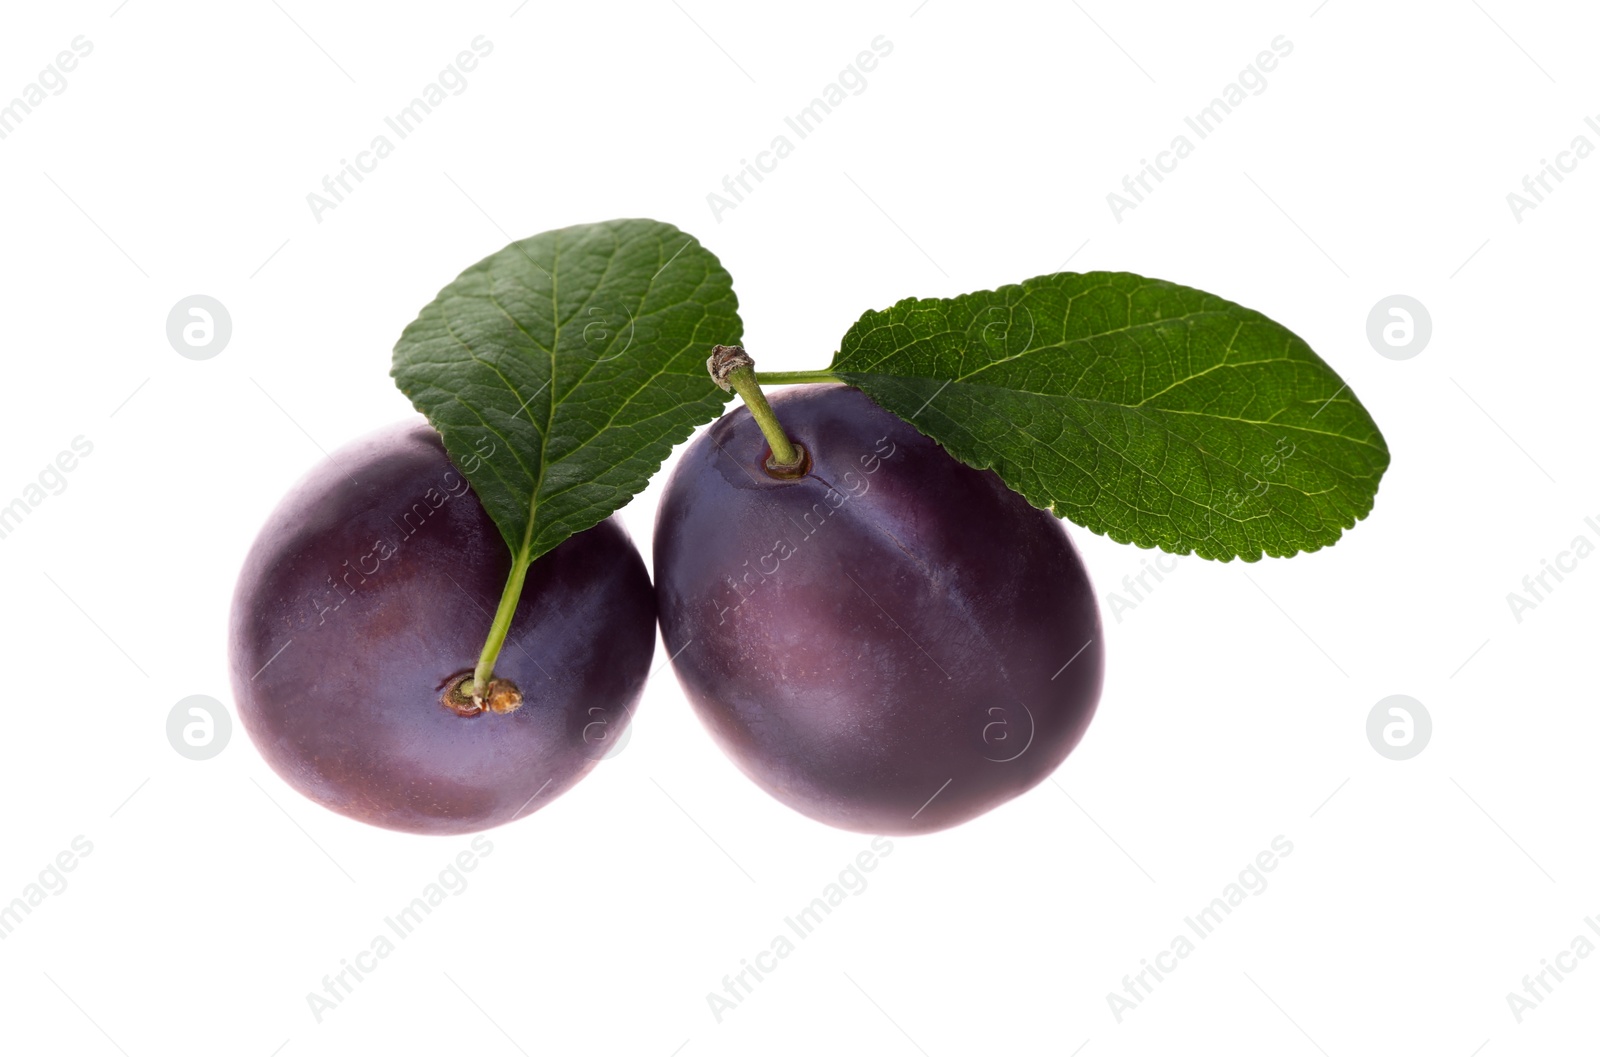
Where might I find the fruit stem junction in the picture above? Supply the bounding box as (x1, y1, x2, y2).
(708, 345, 807, 476)
(446, 670, 523, 717)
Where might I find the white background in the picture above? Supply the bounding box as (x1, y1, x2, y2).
(1, 1, 1595, 1054)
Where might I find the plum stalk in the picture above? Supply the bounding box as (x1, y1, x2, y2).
(708, 345, 809, 477)
(470, 554, 530, 707)
(749, 368, 841, 386)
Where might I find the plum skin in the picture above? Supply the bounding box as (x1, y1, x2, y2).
(229, 420, 655, 835)
(654, 384, 1104, 835)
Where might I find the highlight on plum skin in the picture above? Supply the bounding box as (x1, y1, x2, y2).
(228, 420, 656, 836)
(653, 384, 1105, 835)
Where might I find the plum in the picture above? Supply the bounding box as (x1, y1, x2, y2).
(229, 420, 655, 835)
(654, 384, 1103, 835)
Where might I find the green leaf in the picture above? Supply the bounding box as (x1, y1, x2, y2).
(826, 271, 1388, 561)
(392, 218, 739, 562)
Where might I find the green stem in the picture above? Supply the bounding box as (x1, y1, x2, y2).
(707, 345, 810, 474)
(725, 365, 802, 470)
(755, 369, 843, 386)
(473, 551, 531, 699)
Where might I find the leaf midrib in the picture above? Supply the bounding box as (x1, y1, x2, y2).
(509, 233, 562, 564)
(843, 372, 1390, 455)
(841, 303, 1249, 379)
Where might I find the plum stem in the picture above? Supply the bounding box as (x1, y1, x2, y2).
(472, 551, 530, 701)
(753, 369, 842, 386)
(708, 345, 806, 475)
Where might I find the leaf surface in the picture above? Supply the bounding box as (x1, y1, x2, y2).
(828, 271, 1388, 560)
(393, 219, 740, 561)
